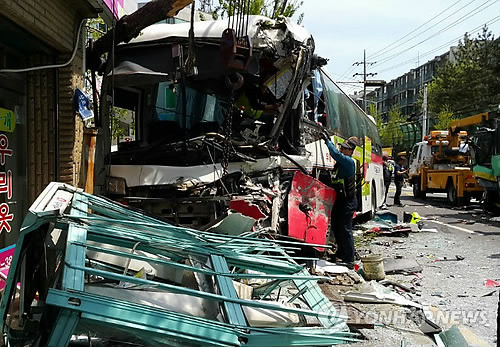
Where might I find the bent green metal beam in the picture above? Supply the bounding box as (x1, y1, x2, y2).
(66, 263, 345, 320)
(47, 288, 359, 347)
(1, 183, 357, 346)
(73, 241, 328, 281)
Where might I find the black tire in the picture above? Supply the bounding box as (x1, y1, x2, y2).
(484, 190, 500, 213)
(412, 180, 421, 198)
(412, 179, 426, 200)
(447, 181, 458, 206)
(463, 193, 471, 205)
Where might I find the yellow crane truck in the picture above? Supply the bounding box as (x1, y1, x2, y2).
(408, 114, 487, 205)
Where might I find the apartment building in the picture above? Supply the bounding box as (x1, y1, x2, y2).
(374, 48, 457, 121)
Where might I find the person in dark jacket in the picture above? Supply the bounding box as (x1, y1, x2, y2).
(393, 156, 408, 206)
(382, 156, 393, 207)
(321, 133, 358, 264)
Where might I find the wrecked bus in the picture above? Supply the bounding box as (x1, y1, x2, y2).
(94, 15, 384, 245)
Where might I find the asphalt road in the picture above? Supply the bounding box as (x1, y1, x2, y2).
(362, 184, 499, 345)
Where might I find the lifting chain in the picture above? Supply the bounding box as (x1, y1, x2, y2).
(221, 104, 234, 176)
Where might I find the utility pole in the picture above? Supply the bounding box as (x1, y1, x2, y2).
(353, 49, 376, 113)
(422, 84, 428, 141)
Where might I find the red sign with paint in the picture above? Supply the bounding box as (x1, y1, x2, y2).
(0, 134, 13, 234)
(0, 244, 15, 290)
(287, 171, 336, 247)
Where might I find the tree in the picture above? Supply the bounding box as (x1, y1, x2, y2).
(386, 106, 405, 147)
(433, 107, 456, 130)
(87, 17, 107, 41)
(212, 0, 303, 20)
(368, 104, 389, 146)
(111, 107, 133, 142)
(368, 104, 406, 148)
(87, 0, 193, 69)
(426, 26, 500, 117)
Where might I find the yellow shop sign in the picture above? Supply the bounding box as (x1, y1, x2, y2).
(0, 108, 16, 133)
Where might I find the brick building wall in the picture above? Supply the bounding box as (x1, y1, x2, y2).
(1, 0, 98, 202)
(0, 0, 93, 52)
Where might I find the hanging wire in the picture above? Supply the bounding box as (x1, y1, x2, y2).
(239, 0, 246, 38)
(234, 0, 240, 35)
(227, 0, 232, 28)
(186, 0, 197, 74)
(245, 0, 250, 36)
(0, 19, 86, 73)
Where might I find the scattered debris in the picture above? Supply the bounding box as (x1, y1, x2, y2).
(206, 212, 256, 235)
(409, 308, 442, 335)
(432, 255, 465, 262)
(379, 280, 417, 294)
(435, 325, 469, 347)
(420, 228, 439, 233)
(314, 259, 350, 275)
(484, 279, 500, 288)
(480, 289, 499, 297)
(431, 292, 445, 298)
(343, 281, 421, 308)
(384, 257, 423, 275)
(375, 211, 398, 223)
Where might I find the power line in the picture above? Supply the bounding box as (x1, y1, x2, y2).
(338, 62, 361, 82)
(340, 0, 491, 86)
(369, 0, 480, 60)
(377, 16, 500, 74)
(329, 71, 361, 82)
(368, 0, 465, 59)
(372, 0, 499, 68)
(374, 0, 499, 67)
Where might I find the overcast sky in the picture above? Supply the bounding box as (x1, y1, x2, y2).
(295, 0, 500, 94)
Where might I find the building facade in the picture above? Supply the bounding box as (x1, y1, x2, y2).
(374, 48, 457, 121)
(0, 1, 138, 248)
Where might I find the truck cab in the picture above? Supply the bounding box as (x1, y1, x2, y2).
(472, 118, 500, 212)
(409, 141, 432, 178)
(408, 131, 482, 205)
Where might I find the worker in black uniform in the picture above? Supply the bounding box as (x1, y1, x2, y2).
(393, 156, 408, 207)
(321, 133, 359, 265)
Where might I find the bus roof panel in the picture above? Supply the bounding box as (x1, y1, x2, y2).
(129, 15, 312, 46)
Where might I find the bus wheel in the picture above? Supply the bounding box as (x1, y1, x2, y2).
(446, 181, 458, 206)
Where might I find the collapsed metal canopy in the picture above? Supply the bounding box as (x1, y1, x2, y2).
(0, 182, 359, 346)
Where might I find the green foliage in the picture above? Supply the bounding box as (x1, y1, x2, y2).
(433, 107, 456, 130)
(110, 107, 130, 141)
(87, 17, 107, 41)
(213, 0, 303, 19)
(387, 106, 405, 146)
(426, 26, 500, 116)
(369, 104, 406, 147)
